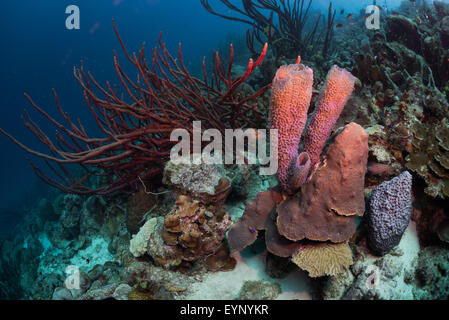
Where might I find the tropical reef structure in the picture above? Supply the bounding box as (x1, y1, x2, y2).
(227, 60, 367, 278)
(1, 0, 449, 300)
(130, 159, 235, 271)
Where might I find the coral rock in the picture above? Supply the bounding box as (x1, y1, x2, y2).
(205, 244, 236, 272)
(406, 119, 449, 199)
(130, 218, 160, 258)
(238, 280, 282, 300)
(367, 171, 413, 255)
(131, 217, 184, 268)
(52, 287, 73, 300)
(131, 191, 233, 269)
(385, 15, 420, 52)
(163, 158, 231, 205)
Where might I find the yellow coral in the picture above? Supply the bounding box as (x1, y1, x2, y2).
(291, 242, 353, 278)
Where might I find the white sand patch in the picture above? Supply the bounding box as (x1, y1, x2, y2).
(376, 221, 420, 299)
(356, 221, 420, 299)
(69, 237, 114, 272)
(396, 221, 420, 268)
(183, 247, 312, 300)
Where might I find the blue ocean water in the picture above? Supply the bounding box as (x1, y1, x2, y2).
(0, 0, 435, 233)
(0, 0, 251, 222)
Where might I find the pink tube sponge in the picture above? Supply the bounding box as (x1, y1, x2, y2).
(303, 65, 356, 168)
(269, 64, 314, 193)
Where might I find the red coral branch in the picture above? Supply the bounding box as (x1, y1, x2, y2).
(0, 21, 269, 195)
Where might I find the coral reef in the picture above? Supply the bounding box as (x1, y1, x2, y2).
(228, 57, 366, 278)
(130, 159, 235, 271)
(3, 0, 449, 302)
(0, 23, 269, 195)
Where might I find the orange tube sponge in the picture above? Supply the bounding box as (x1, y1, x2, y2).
(303, 65, 356, 167)
(269, 63, 314, 193)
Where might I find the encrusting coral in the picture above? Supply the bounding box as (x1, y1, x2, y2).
(130, 159, 235, 271)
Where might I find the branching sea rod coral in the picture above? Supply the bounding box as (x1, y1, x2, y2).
(0, 21, 269, 195)
(201, 0, 336, 60)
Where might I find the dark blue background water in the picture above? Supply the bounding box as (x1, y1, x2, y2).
(0, 0, 251, 216)
(0, 0, 412, 232)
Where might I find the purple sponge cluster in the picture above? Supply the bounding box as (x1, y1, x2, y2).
(367, 171, 413, 255)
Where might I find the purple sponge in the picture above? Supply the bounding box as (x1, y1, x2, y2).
(367, 171, 413, 255)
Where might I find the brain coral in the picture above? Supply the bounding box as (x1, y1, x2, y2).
(291, 242, 353, 278)
(367, 171, 413, 255)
